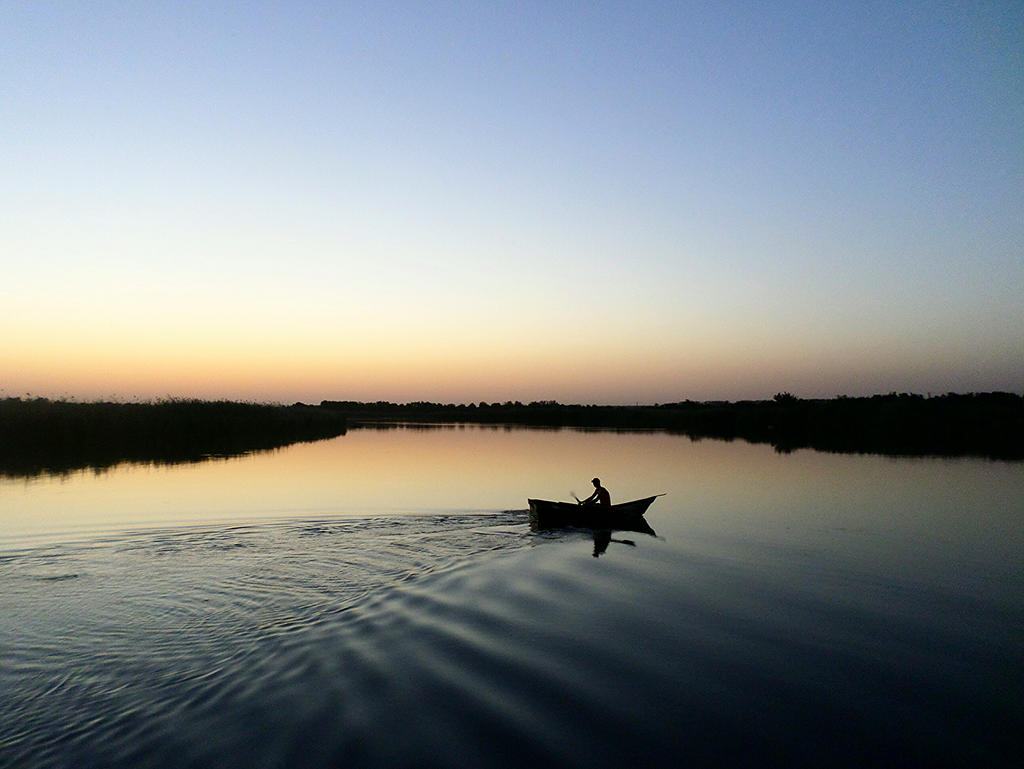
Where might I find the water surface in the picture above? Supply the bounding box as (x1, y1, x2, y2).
(2, 426, 1022, 767)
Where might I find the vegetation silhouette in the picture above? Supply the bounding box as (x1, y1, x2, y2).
(0, 398, 347, 478)
(3, 391, 1019, 479)
(321, 392, 1023, 460)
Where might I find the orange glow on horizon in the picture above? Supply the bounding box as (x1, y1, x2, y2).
(4, 304, 1021, 404)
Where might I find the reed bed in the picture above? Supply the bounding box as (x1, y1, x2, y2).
(0, 398, 347, 478)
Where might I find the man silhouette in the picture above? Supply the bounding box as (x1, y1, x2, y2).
(581, 477, 610, 506)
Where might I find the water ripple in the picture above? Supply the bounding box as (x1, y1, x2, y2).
(2, 514, 1020, 768)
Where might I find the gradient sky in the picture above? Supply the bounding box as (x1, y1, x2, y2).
(3, 1, 1021, 404)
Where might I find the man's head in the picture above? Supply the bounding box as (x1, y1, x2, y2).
(592, 477, 601, 487)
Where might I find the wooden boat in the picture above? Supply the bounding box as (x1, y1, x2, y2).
(527, 495, 661, 533)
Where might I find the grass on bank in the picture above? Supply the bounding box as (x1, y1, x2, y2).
(2, 392, 1021, 479)
(0, 398, 347, 478)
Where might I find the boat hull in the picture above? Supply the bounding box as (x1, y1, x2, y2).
(527, 496, 659, 533)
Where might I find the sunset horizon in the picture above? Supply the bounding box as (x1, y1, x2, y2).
(4, 2, 1021, 411)
(4, 4, 1021, 761)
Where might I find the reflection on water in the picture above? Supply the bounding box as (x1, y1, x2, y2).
(1, 426, 1022, 767)
(590, 529, 639, 557)
(6, 425, 1023, 552)
(4, 426, 1023, 583)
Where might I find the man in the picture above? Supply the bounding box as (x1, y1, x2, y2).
(580, 477, 610, 507)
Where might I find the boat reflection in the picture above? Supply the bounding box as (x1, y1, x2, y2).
(592, 529, 641, 557)
(528, 495, 659, 556)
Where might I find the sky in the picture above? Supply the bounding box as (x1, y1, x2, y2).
(3, 1, 1021, 405)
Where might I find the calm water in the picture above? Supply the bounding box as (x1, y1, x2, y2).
(2, 426, 1022, 767)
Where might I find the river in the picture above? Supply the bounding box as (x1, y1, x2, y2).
(1, 425, 1021, 767)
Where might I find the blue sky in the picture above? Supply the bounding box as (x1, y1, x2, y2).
(2, 1, 1021, 403)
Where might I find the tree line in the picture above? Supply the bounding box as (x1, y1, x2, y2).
(320, 392, 1023, 460)
(2, 392, 1019, 479)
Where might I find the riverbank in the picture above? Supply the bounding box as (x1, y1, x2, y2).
(3, 392, 1019, 480)
(0, 398, 347, 478)
(321, 392, 1024, 459)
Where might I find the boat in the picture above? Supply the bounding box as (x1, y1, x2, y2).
(527, 495, 661, 533)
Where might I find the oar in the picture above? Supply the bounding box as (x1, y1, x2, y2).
(571, 492, 582, 505)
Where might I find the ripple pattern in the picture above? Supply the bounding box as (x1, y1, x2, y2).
(2, 514, 1021, 768)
